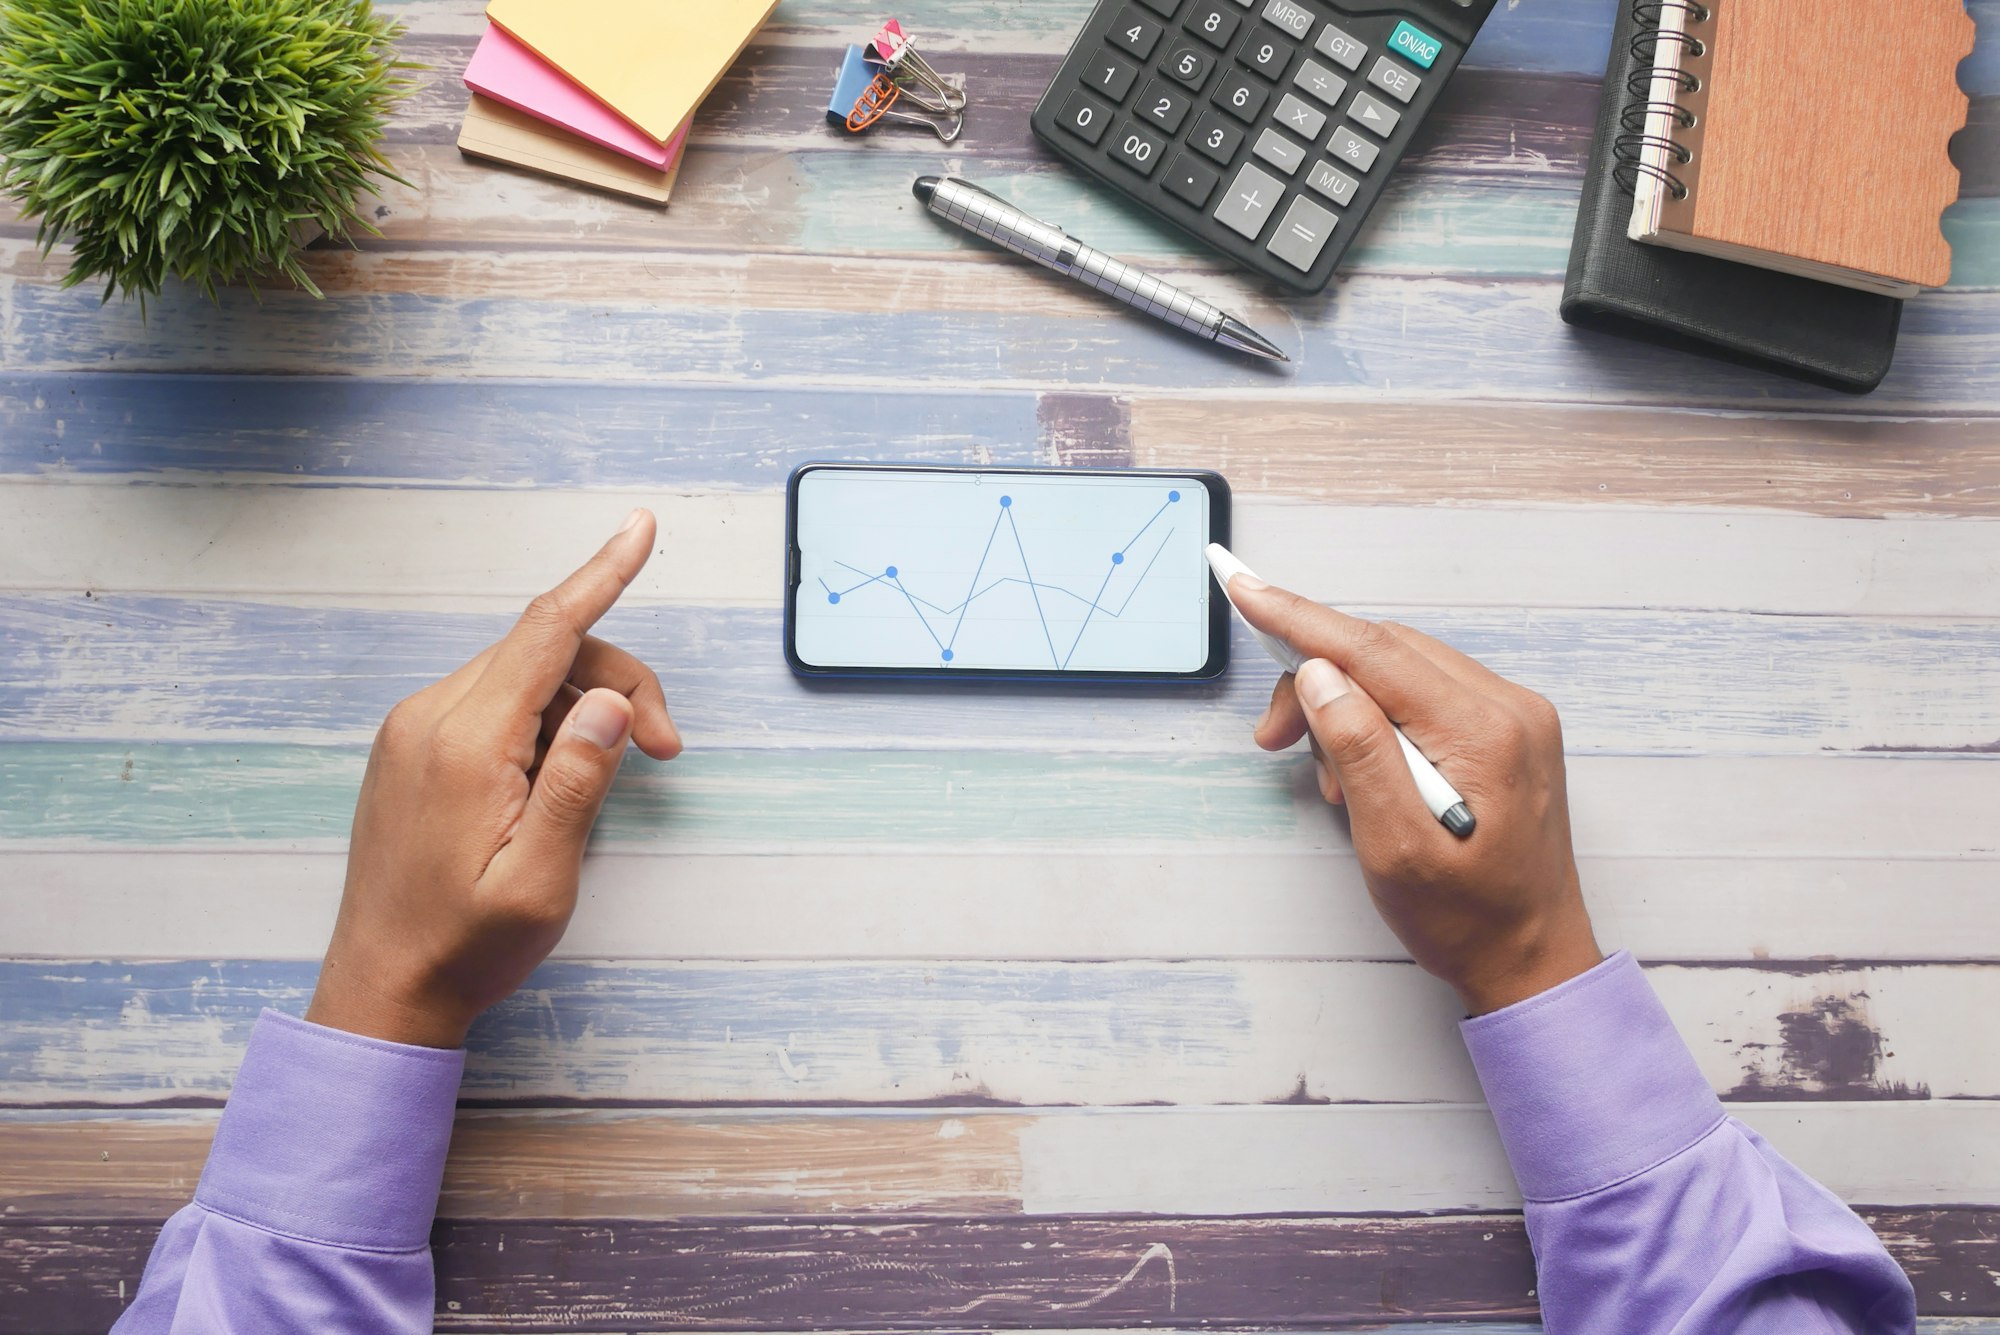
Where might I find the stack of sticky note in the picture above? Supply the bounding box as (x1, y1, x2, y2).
(458, 0, 779, 205)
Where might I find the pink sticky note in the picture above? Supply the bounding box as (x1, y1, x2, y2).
(464, 24, 690, 170)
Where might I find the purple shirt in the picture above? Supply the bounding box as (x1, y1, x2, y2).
(111, 952, 1914, 1333)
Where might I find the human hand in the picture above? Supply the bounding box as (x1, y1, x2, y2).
(306, 510, 682, 1049)
(1227, 574, 1600, 1016)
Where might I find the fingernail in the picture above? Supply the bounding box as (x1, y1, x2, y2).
(1295, 658, 1351, 711)
(1313, 755, 1333, 793)
(1230, 572, 1268, 593)
(616, 507, 646, 535)
(569, 692, 631, 750)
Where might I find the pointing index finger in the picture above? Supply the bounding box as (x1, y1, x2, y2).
(470, 509, 658, 719)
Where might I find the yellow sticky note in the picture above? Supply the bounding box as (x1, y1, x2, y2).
(485, 0, 778, 145)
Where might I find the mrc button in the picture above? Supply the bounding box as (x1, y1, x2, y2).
(1386, 20, 1442, 68)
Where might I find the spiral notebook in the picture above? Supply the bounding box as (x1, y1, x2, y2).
(1624, 0, 1973, 298)
(1561, 0, 1906, 393)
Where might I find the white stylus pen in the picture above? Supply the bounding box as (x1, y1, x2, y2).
(1205, 543, 1476, 839)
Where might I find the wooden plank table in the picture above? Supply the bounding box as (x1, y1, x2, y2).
(4, 0, 1998, 1328)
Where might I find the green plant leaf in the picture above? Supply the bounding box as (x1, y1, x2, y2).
(0, 0, 414, 303)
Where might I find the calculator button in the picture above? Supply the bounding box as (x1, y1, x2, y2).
(1292, 58, 1348, 107)
(1109, 7, 1164, 60)
(1183, 1, 1242, 49)
(1136, 0, 1181, 15)
(1162, 152, 1220, 207)
(1085, 54, 1141, 101)
(1367, 55, 1421, 104)
(1210, 69, 1269, 122)
(1327, 124, 1380, 170)
(1267, 195, 1336, 271)
(1136, 78, 1193, 132)
(1305, 158, 1359, 204)
(1213, 161, 1283, 239)
(1387, 19, 1443, 69)
(1188, 109, 1245, 164)
(1163, 45, 1213, 90)
(1273, 92, 1326, 140)
(1259, 0, 1313, 42)
(1109, 120, 1167, 176)
(1057, 91, 1113, 145)
(1314, 23, 1366, 71)
(1237, 25, 1293, 80)
(1348, 90, 1401, 137)
(1251, 127, 1306, 176)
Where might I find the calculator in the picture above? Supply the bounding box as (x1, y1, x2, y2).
(1030, 0, 1497, 294)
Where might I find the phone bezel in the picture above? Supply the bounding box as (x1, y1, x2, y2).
(784, 462, 1232, 682)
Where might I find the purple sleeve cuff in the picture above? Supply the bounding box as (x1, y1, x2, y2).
(194, 1009, 465, 1252)
(1460, 950, 1724, 1203)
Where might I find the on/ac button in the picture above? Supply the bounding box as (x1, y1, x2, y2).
(1387, 19, 1442, 69)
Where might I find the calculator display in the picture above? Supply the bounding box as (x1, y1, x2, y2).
(1030, 0, 1497, 293)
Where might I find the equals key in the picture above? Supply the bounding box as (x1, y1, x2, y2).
(1266, 196, 1337, 272)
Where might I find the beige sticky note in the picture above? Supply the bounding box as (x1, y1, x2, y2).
(457, 95, 682, 205)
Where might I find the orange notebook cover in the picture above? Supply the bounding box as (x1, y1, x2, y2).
(484, 0, 777, 146)
(1627, 0, 1973, 297)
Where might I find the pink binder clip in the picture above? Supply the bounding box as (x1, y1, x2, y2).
(869, 19, 911, 65)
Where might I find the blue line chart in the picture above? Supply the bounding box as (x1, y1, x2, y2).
(815, 489, 1183, 668)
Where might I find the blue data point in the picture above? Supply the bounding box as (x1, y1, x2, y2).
(885, 566, 897, 578)
(941, 649, 954, 662)
(1168, 490, 1180, 502)
(1112, 552, 1125, 564)
(827, 592, 840, 604)
(999, 495, 1012, 507)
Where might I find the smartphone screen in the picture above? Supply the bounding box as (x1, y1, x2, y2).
(786, 464, 1231, 680)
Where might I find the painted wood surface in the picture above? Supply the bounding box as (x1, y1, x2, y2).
(7, 1102, 1997, 1220)
(15, 485, 2000, 612)
(11, 1211, 1999, 1332)
(2, 959, 1991, 1107)
(10, 844, 2000, 961)
(2, 0, 1996, 1327)
(9, 595, 2000, 751)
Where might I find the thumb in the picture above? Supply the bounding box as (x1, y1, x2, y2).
(512, 688, 633, 873)
(1293, 658, 1425, 833)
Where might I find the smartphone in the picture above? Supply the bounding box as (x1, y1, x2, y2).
(785, 463, 1231, 681)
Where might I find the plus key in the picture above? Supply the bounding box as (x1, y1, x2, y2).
(1213, 161, 1284, 240)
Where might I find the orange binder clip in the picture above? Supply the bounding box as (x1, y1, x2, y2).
(846, 71, 900, 132)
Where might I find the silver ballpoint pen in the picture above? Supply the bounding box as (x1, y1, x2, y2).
(912, 175, 1289, 363)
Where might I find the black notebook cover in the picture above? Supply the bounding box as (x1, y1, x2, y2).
(1560, 0, 1902, 394)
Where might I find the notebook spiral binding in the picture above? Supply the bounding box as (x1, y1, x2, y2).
(1611, 0, 1713, 198)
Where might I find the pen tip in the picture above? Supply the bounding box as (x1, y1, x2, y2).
(912, 175, 939, 204)
(1216, 316, 1290, 363)
(1442, 804, 1477, 838)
